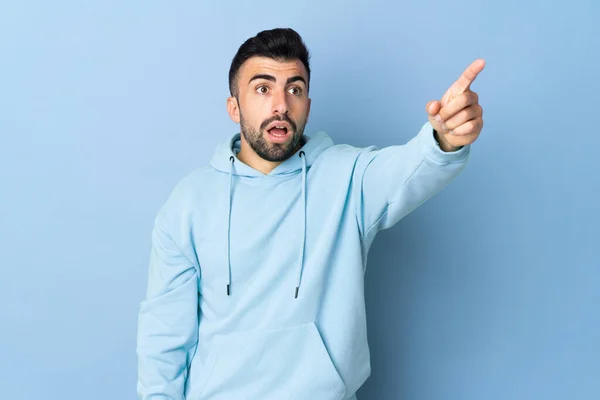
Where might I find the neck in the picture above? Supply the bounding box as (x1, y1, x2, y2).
(237, 138, 305, 175)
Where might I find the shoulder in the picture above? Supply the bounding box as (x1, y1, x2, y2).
(319, 142, 376, 159)
(314, 142, 380, 170)
(154, 165, 217, 226)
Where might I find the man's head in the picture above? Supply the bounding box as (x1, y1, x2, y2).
(226, 28, 311, 169)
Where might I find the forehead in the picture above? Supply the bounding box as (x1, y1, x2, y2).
(239, 56, 308, 82)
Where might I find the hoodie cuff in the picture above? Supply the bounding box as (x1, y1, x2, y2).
(420, 121, 470, 164)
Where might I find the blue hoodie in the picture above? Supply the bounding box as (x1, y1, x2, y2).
(137, 121, 470, 400)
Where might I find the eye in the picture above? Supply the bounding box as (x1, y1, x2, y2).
(256, 85, 269, 94)
(288, 87, 302, 96)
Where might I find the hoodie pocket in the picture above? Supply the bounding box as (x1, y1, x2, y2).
(194, 322, 347, 400)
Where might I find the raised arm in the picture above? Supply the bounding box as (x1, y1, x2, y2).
(352, 59, 485, 241)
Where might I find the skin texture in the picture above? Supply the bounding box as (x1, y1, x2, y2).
(227, 57, 311, 175)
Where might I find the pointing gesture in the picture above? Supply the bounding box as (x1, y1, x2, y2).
(426, 59, 485, 152)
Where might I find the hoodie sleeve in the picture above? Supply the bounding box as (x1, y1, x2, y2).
(137, 213, 199, 400)
(352, 121, 470, 241)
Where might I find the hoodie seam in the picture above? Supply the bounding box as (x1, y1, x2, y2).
(361, 206, 389, 242)
(426, 152, 470, 166)
(157, 219, 200, 273)
(359, 143, 433, 240)
(398, 146, 434, 191)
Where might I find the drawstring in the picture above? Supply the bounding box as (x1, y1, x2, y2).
(227, 155, 234, 295)
(225, 151, 307, 299)
(295, 151, 307, 298)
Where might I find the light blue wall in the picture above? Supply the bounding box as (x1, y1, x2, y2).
(1, 1, 598, 399)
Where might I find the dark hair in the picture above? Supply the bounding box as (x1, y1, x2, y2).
(228, 28, 311, 97)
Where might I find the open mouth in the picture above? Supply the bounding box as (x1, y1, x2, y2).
(268, 125, 288, 136)
(267, 125, 290, 143)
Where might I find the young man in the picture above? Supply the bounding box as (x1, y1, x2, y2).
(137, 28, 484, 400)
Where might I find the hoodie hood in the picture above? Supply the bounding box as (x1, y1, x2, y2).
(209, 130, 335, 298)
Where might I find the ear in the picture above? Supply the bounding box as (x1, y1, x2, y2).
(306, 97, 311, 123)
(227, 96, 240, 124)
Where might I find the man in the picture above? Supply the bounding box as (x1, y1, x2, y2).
(137, 28, 484, 400)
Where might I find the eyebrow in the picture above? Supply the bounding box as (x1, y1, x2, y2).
(248, 74, 307, 86)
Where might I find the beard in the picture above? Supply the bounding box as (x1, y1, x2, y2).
(239, 108, 306, 162)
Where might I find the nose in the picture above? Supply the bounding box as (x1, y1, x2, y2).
(271, 88, 289, 115)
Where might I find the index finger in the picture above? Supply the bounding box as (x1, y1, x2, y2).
(454, 59, 485, 94)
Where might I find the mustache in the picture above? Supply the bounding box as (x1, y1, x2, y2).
(260, 115, 297, 132)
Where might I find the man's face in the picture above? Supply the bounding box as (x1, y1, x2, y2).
(228, 56, 311, 162)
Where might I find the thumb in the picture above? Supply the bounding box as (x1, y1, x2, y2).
(427, 100, 441, 116)
(427, 100, 448, 133)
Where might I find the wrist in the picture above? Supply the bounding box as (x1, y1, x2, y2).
(434, 129, 461, 152)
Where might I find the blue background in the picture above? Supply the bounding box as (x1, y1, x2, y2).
(1, 1, 598, 399)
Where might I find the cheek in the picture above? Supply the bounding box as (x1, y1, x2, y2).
(290, 97, 308, 113)
(241, 100, 268, 126)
